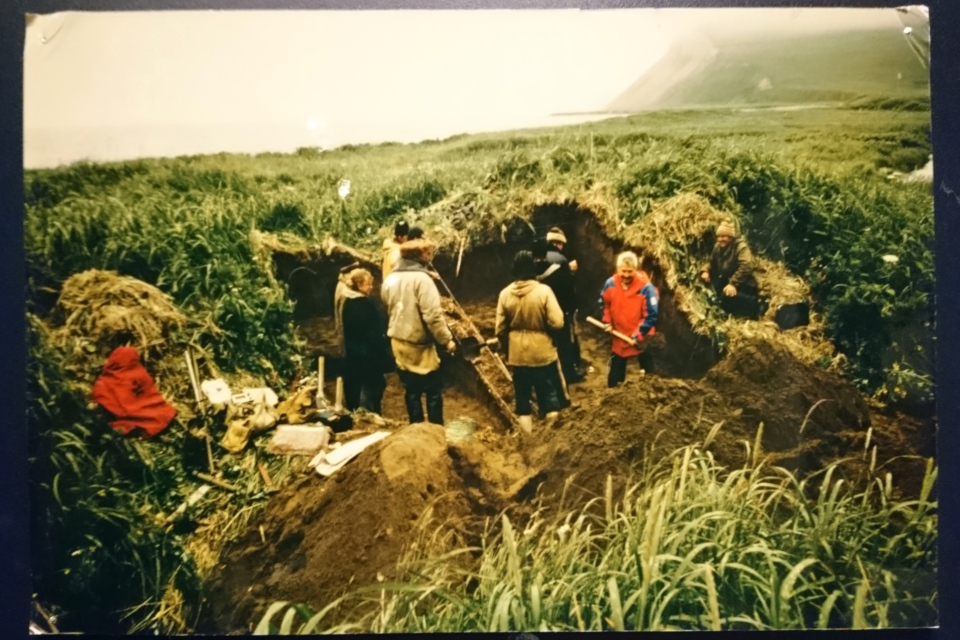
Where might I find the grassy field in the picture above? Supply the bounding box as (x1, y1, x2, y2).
(24, 103, 934, 632)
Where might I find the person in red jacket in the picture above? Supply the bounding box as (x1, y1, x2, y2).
(599, 251, 659, 387)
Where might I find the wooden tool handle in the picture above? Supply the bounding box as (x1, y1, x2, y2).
(585, 316, 637, 344)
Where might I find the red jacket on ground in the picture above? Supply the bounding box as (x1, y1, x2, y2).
(91, 346, 176, 438)
(600, 271, 659, 358)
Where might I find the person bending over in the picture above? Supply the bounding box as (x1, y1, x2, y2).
(700, 220, 764, 319)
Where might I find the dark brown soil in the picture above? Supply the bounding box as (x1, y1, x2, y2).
(203, 422, 536, 633)
(204, 228, 936, 634)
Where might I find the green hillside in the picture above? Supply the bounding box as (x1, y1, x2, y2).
(25, 105, 933, 633)
(608, 28, 928, 111)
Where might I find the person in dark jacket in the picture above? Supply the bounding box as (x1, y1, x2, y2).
(599, 251, 659, 386)
(381, 239, 456, 425)
(700, 220, 763, 319)
(341, 268, 392, 414)
(495, 250, 565, 434)
(534, 228, 585, 384)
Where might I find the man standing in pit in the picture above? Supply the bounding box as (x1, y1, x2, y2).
(381, 239, 456, 425)
(495, 250, 565, 434)
(381, 220, 409, 279)
(700, 220, 764, 319)
(538, 227, 585, 383)
(599, 251, 659, 387)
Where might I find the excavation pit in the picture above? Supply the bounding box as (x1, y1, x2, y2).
(206, 207, 937, 634)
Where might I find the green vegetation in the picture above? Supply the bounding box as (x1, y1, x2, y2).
(24, 104, 933, 631)
(256, 433, 937, 632)
(612, 28, 929, 111)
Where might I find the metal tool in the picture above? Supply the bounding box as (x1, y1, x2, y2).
(431, 263, 512, 380)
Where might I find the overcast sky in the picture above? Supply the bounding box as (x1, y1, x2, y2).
(23, 7, 902, 167)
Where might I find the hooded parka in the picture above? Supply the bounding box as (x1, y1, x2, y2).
(495, 279, 564, 367)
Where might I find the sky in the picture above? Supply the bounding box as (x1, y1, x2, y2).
(22, 7, 903, 168)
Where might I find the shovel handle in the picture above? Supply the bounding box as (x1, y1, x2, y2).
(585, 316, 641, 347)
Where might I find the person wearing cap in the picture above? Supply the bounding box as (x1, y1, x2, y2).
(599, 251, 659, 386)
(700, 220, 763, 319)
(381, 220, 410, 279)
(341, 268, 392, 415)
(495, 250, 564, 434)
(381, 238, 456, 425)
(538, 227, 585, 383)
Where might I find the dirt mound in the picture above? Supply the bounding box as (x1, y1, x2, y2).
(204, 423, 538, 633)
(205, 333, 933, 635)
(526, 337, 873, 505)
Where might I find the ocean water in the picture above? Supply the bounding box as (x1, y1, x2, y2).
(23, 113, 620, 169)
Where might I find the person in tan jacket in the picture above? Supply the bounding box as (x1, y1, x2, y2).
(495, 250, 565, 434)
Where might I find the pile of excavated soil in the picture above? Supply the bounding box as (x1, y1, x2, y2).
(528, 337, 876, 505)
(203, 423, 537, 633)
(204, 328, 933, 634)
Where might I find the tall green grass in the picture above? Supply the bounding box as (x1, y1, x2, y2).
(256, 434, 937, 633)
(27, 315, 202, 634)
(24, 106, 934, 631)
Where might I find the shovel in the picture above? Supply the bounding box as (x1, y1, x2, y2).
(458, 336, 501, 360)
(586, 316, 644, 350)
(432, 264, 512, 380)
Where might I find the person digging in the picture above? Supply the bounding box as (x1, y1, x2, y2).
(599, 251, 659, 387)
(700, 220, 766, 319)
(495, 250, 564, 434)
(381, 238, 456, 426)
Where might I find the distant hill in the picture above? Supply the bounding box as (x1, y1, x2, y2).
(606, 27, 928, 111)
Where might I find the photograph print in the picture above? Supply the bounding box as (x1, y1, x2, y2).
(22, 5, 937, 634)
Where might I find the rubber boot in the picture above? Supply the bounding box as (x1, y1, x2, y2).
(518, 415, 533, 434)
(404, 393, 425, 424)
(426, 392, 444, 426)
(544, 411, 559, 428)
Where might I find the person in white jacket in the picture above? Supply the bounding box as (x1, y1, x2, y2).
(495, 250, 565, 434)
(381, 239, 455, 425)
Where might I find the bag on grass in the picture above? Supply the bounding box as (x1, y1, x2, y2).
(92, 346, 176, 438)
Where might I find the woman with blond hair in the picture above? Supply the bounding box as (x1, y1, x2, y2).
(341, 268, 392, 414)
